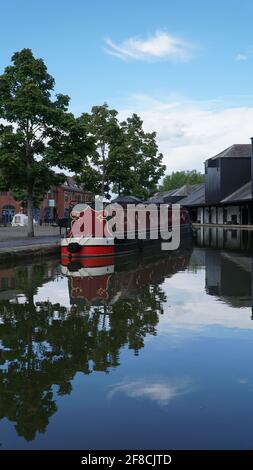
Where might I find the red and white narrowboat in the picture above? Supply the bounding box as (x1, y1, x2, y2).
(60, 196, 193, 260)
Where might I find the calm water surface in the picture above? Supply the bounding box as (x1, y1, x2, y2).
(0, 228, 253, 449)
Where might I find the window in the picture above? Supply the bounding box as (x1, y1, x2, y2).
(64, 191, 68, 202)
(85, 194, 91, 203)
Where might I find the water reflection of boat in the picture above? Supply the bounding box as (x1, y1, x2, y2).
(61, 247, 192, 306)
(61, 263, 114, 304)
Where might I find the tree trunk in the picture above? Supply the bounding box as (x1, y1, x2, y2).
(101, 175, 105, 198)
(27, 190, 34, 237)
(101, 145, 105, 198)
(25, 124, 34, 238)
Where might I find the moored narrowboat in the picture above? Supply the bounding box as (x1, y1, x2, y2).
(60, 196, 193, 260)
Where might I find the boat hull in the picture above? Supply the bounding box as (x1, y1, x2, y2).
(61, 237, 115, 259)
(60, 224, 193, 259)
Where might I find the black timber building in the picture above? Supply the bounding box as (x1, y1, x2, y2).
(152, 141, 253, 225)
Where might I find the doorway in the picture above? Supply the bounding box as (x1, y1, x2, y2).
(2, 205, 15, 224)
(241, 207, 249, 225)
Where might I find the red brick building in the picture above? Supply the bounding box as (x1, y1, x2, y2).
(0, 177, 93, 224)
(40, 177, 93, 223)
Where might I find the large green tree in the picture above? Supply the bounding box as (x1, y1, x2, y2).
(116, 114, 165, 198)
(0, 48, 92, 236)
(78, 105, 165, 199)
(78, 103, 121, 199)
(159, 170, 205, 192)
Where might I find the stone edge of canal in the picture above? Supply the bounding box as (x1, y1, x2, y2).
(0, 243, 60, 263)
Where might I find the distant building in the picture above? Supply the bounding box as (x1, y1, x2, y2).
(196, 143, 252, 225)
(0, 176, 93, 224)
(40, 177, 93, 223)
(152, 141, 253, 225)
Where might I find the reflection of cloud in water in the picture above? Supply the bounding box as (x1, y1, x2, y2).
(163, 270, 204, 294)
(238, 378, 249, 384)
(160, 271, 253, 331)
(35, 277, 71, 309)
(108, 378, 191, 405)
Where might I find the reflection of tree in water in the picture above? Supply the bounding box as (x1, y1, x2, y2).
(0, 251, 190, 441)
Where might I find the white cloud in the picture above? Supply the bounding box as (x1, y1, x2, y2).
(104, 31, 193, 62)
(235, 47, 253, 61)
(118, 95, 253, 174)
(108, 377, 191, 405)
(236, 53, 249, 61)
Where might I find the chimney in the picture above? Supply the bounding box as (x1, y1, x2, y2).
(251, 137, 253, 197)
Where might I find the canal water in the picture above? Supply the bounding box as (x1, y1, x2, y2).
(0, 227, 253, 449)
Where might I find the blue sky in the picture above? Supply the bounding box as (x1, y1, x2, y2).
(1, 0, 253, 173)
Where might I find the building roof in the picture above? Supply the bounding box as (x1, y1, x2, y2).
(221, 181, 252, 203)
(111, 195, 143, 204)
(208, 144, 251, 161)
(149, 188, 176, 203)
(181, 183, 206, 206)
(170, 185, 192, 197)
(61, 176, 85, 192)
(149, 185, 195, 203)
